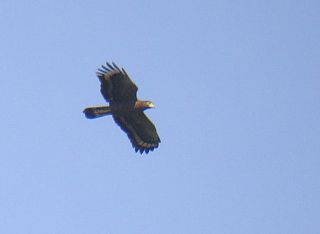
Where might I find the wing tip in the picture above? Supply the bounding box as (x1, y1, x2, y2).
(96, 61, 124, 79)
(133, 142, 159, 155)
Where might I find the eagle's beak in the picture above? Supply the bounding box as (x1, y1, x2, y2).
(148, 102, 155, 108)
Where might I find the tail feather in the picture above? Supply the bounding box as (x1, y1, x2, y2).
(83, 106, 112, 119)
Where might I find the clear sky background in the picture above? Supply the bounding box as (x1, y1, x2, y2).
(0, 0, 319, 233)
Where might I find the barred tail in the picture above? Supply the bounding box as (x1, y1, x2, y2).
(83, 106, 112, 119)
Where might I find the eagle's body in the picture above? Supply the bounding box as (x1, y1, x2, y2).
(83, 62, 160, 154)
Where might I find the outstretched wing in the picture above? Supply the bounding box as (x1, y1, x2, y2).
(96, 62, 138, 103)
(113, 111, 161, 154)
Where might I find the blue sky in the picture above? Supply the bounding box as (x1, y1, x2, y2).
(0, 0, 319, 233)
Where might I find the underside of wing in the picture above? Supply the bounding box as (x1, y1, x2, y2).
(113, 111, 161, 154)
(96, 62, 138, 103)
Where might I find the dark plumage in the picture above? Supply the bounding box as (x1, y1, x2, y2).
(83, 62, 160, 154)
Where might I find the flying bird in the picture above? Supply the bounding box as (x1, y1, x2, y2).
(83, 62, 160, 154)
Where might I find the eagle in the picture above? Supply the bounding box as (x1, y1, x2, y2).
(83, 62, 160, 154)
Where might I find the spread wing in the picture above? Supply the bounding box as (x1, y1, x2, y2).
(113, 111, 161, 154)
(96, 62, 138, 103)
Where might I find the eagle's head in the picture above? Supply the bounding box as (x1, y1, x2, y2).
(135, 100, 155, 111)
(145, 101, 155, 109)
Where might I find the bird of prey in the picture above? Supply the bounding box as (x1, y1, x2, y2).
(83, 62, 160, 154)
